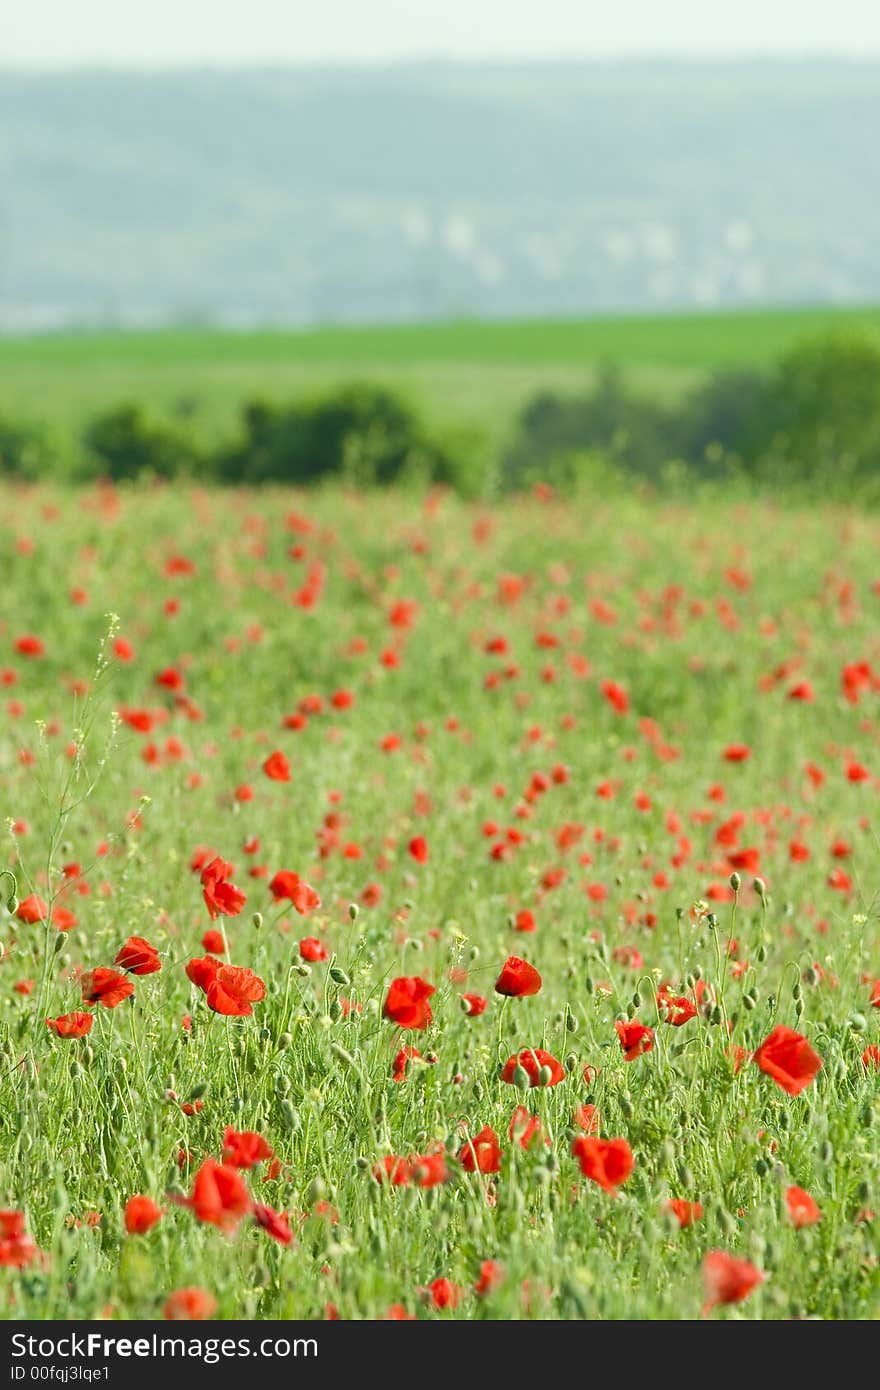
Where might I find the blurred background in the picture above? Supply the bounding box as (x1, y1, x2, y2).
(1, 1, 880, 496)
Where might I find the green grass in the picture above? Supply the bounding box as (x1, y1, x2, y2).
(0, 480, 877, 1320)
(3, 304, 880, 450)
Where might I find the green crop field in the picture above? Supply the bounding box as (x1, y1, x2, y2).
(3, 304, 880, 449)
(0, 479, 877, 1321)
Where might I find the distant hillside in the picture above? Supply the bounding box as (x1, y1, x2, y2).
(1, 60, 879, 330)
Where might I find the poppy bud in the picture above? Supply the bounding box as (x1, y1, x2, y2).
(307, 1176, 326, 1204)
(684, 973, 695, 990)
(565, 1053, 578, 1073)
(753, 877, 767, 899)
(348, 903, 359, 921)
(692, 964, 703, 981)
(329, 965, 350, 986)
(511, 1063, 531, 1090)
(794, 998, 804, 1018)
(858, 1179, 870, 1201)
(279, 1099, 298, 1130)
(631, 991, 642, 1009)
(755, 1157, 769, 1176)
(620, 1096, 634, 1119)
(82, 1045, 95, 1066)
(709, 1004, 723, 1026)
(355, 1155, 370, 1171)
(231, 1096, 244, 1112)
(538, 1064, 554, 1087)
(719, 1207, 738, 1237)
(328, 1000, 342, 1022)
(7, 896, 18, 914)
(777, 1110, 789, 1131)
(53, 933, 65, 955)
(756, 942, 767, 962)
(250, 912, 262, 930)
(675, 907, 684, 922)
(625, 1002, 637, 1020)
(565, 1007, 578, 1032)
(677, 1164, 695, 1191)
(294, 963, 311, 977)
(585, 976, 594, 995)
(849, 1013, 867, 1032)
(472, 1079, 485, 1100)
(744, 993, 757, 1011)
(190, 1082, 208, 1099)
(730, 871, 741, 891)
(818, 1140, 833, 1163)
(277, 1032, 292, 1051)
(792, 979, 802, 1000)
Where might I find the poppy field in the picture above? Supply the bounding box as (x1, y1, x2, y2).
(0, 480, 878, 1322)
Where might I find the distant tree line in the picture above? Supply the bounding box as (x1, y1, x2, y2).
(3, 334, 880, 499)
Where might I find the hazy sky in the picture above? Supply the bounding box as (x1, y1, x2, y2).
(4, 0, 880, 66)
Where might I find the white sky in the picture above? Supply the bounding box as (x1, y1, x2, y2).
(3, 0, 880, 66)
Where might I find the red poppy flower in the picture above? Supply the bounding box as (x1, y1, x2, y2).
(81, 968, 134, 1009)
(573, 1103, 600, 1134)
(408, 835, 429, 864)
(182, 1159, 252, 1233)
(615, 1019, 655, 1061)
(124, 1195, 164, 1234)
(572, 1136, 634, 1194)
(268, 870, 320, 913)
(863, 1044, 880, 1070)
(494, 955, 542, 998)
(457, 1125, 501, 1174)
(299, 937, 328, 962)
(383, 976, 435, 1031)
(16, 894, 48, 924)
(474, 1260, 504, 1296)
(702, 1251, 763, 1314)
(186, 955, 221, 991)
(509, 1106, 544, 1150)
(501, 1048, 566, 1087)
(372, 1155, 411, 1186)
(785, 1185, 821, 1228)
(666, 1198, 704, 1228)
(462, 993, 487, 1016)
(52, 905, 77, 932)
(426, 1277, 464, 1310)
(206, 965, 266, 1017)
(601, 680, 629, 715)
(201, 929, 225, 954)
(253, 1203, 293, 1245)
(45, 1011, 93, 1038)
(408, 1148, 448, 1188)
(384, 1304, 415, 1320)
(659, 993, 697, 1027)
(114, 935, 161, 975)
(200, 858, 246, 920)
(0, 1212, 38, 1269)
(391, 1046, 423, 1083)
(753, 1025, 822, 1096)
(263, 750, 291, 782)
(723, 744, 751, 762)
(163, 1288, 217, 1321)
(222, 1127, 274, 1169)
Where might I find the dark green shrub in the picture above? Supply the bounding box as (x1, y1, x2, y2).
(83, 403, 197, 480)
(216, 383, 459, 489)
(0, 416, 55, 479)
